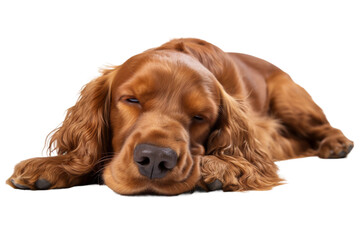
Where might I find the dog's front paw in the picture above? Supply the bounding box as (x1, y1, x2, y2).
(7, 158, 56, 190)
(200, 156, 241, 191)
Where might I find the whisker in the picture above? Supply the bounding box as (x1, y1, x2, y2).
(97, 156, 115, 164)
(97, 153, 116, 163)
(92, 154, 117, 176)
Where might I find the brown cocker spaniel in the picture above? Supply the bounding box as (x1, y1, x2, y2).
(7, 38, 354, 195)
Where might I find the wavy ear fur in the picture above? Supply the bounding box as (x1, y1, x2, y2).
(206, 86, 283, 190)
(47, 70, 113, 175)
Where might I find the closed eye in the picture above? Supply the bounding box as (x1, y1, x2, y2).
(120, 96, 140, 104)
(126, 98, 140, 104)
(193, 115, 204, 121)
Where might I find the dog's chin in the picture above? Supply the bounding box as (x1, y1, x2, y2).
(102, 157, 202, 196)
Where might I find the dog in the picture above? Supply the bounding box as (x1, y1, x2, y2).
(7, 38, 354, 195)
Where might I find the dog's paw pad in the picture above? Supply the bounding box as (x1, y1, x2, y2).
(347, 144, 354, 153)
(206, 179, 223, 191)
(11, 179, 30, 190)
(337, 150, 347, 158)
(35, 179, 51, 190)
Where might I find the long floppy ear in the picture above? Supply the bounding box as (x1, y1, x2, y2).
(47, 70, 113, 174)
(206, 86, 283, 191)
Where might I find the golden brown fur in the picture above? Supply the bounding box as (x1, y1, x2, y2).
(7, 38, 353, 195)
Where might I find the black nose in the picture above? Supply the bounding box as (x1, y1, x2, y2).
(134, 143, 178, 179)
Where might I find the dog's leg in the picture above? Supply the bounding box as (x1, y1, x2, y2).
(7, 71, 112, 190)
(267, 72, 353, 159)
(6, 155, 100, 190)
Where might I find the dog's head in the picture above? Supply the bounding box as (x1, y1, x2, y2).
(103, 51, 223, 194)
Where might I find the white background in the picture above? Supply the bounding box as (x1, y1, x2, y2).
(1, 1, 359, 239)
